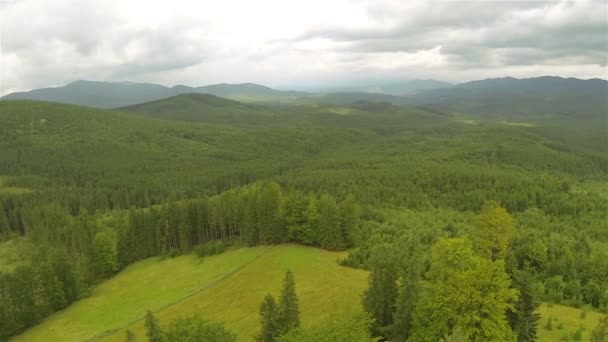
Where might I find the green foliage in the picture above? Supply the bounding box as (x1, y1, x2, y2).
(125, 329, 136, 342)
(94, 229, 118, 278)
(278, 270, 300, 334)
(163, 315, 236, 342)
(258, 294, 280, 342)
(507, 270, 541, 342)
(411, 237, 518, 341)
(317, 194, 344, 250)
(145, 311, 163, 342)
(362, 244, 398, 336)
(476, 200, 514, 261)
(277, 314, 378, 342)
(391, 240, 422, 342)
(193, 240, 227, 258)
(1, 92, 607, 340)
(258, 270, 301, 341)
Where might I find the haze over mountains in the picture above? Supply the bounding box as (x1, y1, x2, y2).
(4, 76, 605, 121)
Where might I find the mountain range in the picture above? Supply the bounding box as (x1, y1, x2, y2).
(2, 77, 607, 119)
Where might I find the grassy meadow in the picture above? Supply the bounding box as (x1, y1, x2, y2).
(13, 245, 368, 342)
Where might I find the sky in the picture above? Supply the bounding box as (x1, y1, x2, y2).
(0, 0, 606, 94)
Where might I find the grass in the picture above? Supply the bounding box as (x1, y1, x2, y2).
(14, 245, 368, 342)
(538, 303, 604, 342)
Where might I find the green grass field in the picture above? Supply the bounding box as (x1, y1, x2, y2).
(14, 245, 368, 342)
(538, 303, 605, 342)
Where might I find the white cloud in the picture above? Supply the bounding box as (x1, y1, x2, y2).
(0, 0, 606, 95)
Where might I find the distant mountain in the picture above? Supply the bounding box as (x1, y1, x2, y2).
(320, 79, 452, 95)
(410, 76, 608, 119)
(2, 80, 309, 108)
(1, 80, 176, 109)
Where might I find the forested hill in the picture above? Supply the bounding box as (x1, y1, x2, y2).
(117, 93, 277, 126)
(1, 97, 607, 340)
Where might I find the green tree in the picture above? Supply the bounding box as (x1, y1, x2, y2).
(411, 237, 518, 341)
(476, 201, 514, 261)
(277, 313, 378, 342)
(93, 229, 118, 278)
(278, 270, 300, 334)
(258, 294, 280, 342)
(507, 271, 540, 342)
(164, 315, 236, 342)
(145, 310, 163, 342)
(125, 329, 137, 342)
(338, 195, 359, 248)
(318, 194, 343, 250)
(392, 242, 421, 342)
(362, 244, 398, 337)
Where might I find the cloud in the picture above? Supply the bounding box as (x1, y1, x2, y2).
(0, 0, 606, 94)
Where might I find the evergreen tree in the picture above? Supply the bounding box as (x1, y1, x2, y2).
(507, 271, 540, 342)
(362, 244, 398, 337)
(338, 195, 359, 248)
(257, 294, 280, 342)
(125, 329, 137, 342)
(392, 242, 421, 342)
(93, 229, 118, 278)
(145, 310, 163, 342)
(318, 194, 343, 250)
(278, 270, 300, 334)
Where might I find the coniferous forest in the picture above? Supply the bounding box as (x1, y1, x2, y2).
(1, 2, 607, 340)
(0, 84, 607, 341)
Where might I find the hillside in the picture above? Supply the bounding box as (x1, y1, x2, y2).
(13, 245, 368, 342)
(117, 93, 279, 126)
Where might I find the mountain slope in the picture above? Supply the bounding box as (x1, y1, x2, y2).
(118, 93, 278, 126)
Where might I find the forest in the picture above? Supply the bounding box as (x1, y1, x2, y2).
(0, 90, 607, 341)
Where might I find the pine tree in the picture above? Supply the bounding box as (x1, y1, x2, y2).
(278, 270, 300, 334)
(257, 294, 279, 342)
(507, 271, 540, 342)
(144, 310, 163, 342)
(392, 245, 421, 342)
(125, 329, 137, 342)
(318, 194, 343, 250)
(362, 244, 399, 337)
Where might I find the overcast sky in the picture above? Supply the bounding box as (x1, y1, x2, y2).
(0, 0, 606, 94)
